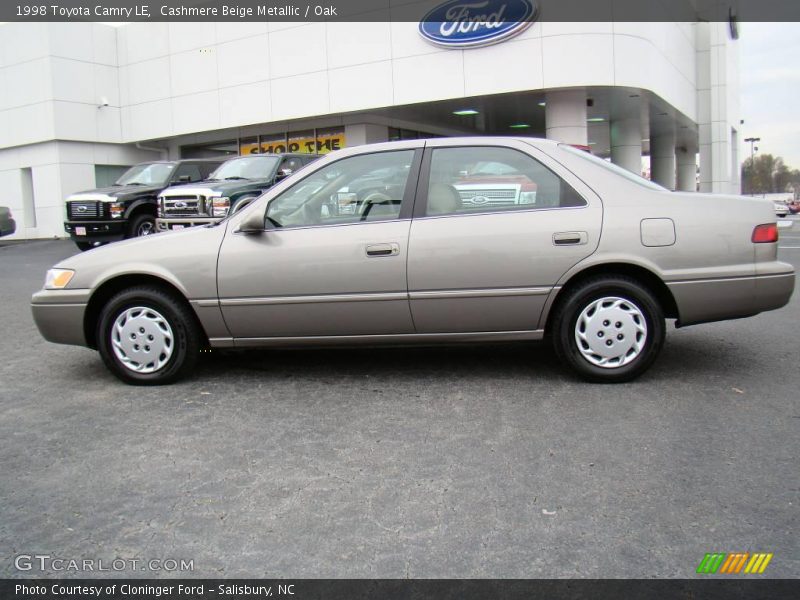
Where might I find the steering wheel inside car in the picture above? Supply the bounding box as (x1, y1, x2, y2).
(359, 192, 393, 221)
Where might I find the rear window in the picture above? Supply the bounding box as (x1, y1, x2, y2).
(559, 144, 667, 191)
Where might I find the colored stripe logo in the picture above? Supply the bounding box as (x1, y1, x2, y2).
(696, 552, 773, 574)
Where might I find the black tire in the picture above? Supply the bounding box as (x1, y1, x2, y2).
(231, 195, 257, 215)
(96, 286, 201, 385)
(127, 213, 156, 238)
(75, 241, 94, 251)
(550, 276, 665, 383)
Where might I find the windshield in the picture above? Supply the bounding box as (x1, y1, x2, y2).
(208, 156, 280, 180)
(559, 144, 667, 191)
(115, 163, 175, 186)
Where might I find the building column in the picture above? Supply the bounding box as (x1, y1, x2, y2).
(610, 116, 642, 175)
(651, 129, 676, 190)
(696, 22, 738, 193)
(676, 142, 698, 192)
(545, 89, 587, 146)
(344, 123, 389, 146)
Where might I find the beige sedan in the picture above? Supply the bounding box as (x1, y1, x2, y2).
(32, 138, 794, 385)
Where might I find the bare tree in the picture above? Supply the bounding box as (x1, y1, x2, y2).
(741, 153, 795, 194)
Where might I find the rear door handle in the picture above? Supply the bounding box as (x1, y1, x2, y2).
(553, 231, 588, 246)
(366, 243, 400, 257)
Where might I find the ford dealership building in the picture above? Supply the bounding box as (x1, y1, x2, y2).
(0, 8, 741, 239)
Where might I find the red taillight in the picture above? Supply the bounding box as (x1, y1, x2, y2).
(570, 144, 593, 154)
(752, 223, 778, 243)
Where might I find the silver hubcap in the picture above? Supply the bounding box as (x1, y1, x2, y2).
(575, 296, 647, 369)
(138, 220, 154, 236)
(111, 306, 174, 374)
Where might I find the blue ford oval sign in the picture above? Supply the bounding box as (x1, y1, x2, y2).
(419, 0, 538, 49)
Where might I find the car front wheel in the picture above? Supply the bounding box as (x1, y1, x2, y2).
(551, 276, 665, 382)
(128, 213, 156, 238)
(96, 286, 201, 385)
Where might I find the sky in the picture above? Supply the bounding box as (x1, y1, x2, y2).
(739, 22, 800, 169)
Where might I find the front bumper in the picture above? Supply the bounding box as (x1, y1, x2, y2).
(157, 217, 217, 232)
(64, 220, 126, 242)
(31, 288, 91, 347)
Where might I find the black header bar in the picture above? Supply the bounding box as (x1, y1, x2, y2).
(3, 0, 800, 23)
(2, 579, 799, 600)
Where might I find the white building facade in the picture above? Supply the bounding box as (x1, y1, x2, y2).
(0, 18, 741, 240)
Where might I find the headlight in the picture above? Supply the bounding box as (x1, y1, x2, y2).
(519, 191, 537, 205)
(45, 269, 75, 289)
(157, 197, 164, 218)
(109, 202, 125, 218)
(211, 197, 230, 218)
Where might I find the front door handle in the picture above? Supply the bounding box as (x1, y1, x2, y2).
(366, 243, 400, 257)
(553, 231, 588, 246)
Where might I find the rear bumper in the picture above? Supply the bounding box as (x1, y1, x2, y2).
(31, 289, 91, 347)
(157, 217, 216, 232)
(753, 269, 795, 314)
(64, 220, 126, 242)
(668, 264, 795, 327)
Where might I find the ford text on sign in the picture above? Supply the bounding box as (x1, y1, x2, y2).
(419, 0, 538, 48)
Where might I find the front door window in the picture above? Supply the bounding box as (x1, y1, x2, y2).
(266, 150, 416, 228)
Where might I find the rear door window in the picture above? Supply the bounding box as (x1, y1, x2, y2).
(422, 146, 586, 217)
(198, 162, 221, 179)
(280, 156, 305, 174)
(173, 164, 204, 183)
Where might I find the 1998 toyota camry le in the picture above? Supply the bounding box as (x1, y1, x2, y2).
(32, 138, 795, 385)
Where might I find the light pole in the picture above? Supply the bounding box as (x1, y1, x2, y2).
(744, 136, 760, 194)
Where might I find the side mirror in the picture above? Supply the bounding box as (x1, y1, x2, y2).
(275, 168, 293, 182)
(237, 208, 266, 234)
(177, 175, 191, 182)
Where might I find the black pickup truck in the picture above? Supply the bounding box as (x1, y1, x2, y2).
(0, 206, 16, 238)
(64, 159, 223, 251)
(156, 153, 319, 231)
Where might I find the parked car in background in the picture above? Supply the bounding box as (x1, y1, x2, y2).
(786, 199, 800, 215)
(0, 206, 16, 237)
(774, 201, 789, 218)
(64, 159, 224, 251)
(32, 137, 794, 386)
(156, 153, 319, 231)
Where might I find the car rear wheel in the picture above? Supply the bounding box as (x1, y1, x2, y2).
(75, 241, 95, 252)
(96, 286, 201, 385)
(551, 276, 665, 382)
(127, 213, 156, 238)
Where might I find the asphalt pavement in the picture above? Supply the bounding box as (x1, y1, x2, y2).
(1, 230, 798, 578)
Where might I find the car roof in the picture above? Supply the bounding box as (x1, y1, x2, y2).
(416, 136, 560, 148)
(313, 136, 563, 160)
(135, 158, 226, 165)
(176, 158, 228, 163)
(222, 153, 320, 158)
